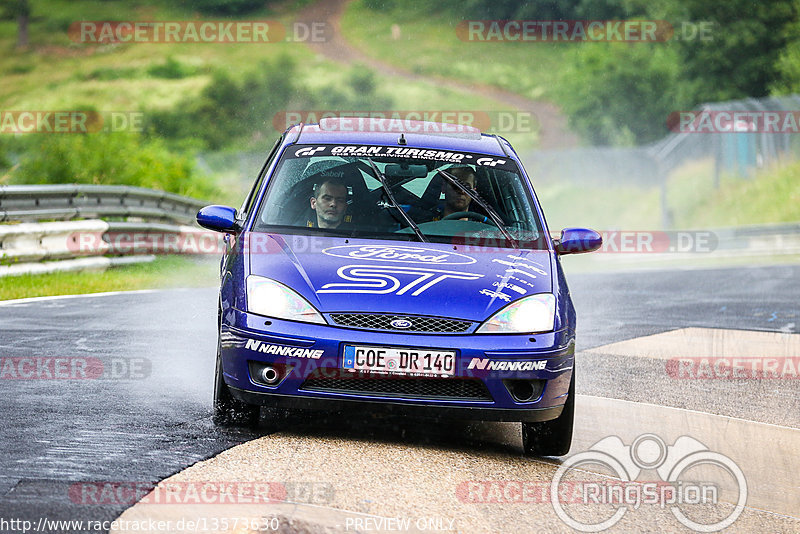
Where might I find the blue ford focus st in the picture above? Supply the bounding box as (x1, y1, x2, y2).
(197, 119, 601, 456)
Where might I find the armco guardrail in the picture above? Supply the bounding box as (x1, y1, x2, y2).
(0, 185, 217, 277)
(714, 222, 800, 254)
(0, 184, 206, 224)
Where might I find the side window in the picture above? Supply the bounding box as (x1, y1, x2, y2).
(239, 137, 282, 218)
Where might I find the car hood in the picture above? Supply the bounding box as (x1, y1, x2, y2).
(246, 233, 554, 322)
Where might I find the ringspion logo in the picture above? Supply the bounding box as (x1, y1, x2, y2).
(551, 434, 747, 532)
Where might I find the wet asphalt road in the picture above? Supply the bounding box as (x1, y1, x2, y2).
(0, 263, 797, 532)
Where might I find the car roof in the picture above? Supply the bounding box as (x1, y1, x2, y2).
(286, 118, 512, 156)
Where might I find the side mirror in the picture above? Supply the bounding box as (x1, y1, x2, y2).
(555, 228, 602, 255)
(197, 205, 240, 233)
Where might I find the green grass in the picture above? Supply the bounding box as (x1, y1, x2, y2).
(536, 182, 661, 232)
(0, 255, 218, 301)
(0, 1, 507, 123)
(536, 158, 800, 233)
(667, 159, 800, 228)
(0, 0, 517, 206)
(341, 0, 567, 102)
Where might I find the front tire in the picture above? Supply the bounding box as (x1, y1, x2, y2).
(522, 370, 575, 457)
(213, 345, 259, 427)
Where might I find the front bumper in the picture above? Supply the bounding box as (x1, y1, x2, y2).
(219, 308, 574, 423)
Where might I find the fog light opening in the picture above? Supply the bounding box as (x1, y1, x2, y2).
(504, 379, 544, 403)
(259, 365, 281, 385)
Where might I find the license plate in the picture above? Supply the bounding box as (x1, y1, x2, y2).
(342, 345, 456, 377)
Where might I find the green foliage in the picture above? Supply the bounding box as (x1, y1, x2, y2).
(1, 0, 31, 18)
(7, 61, 34, 74)
(10, 132, 219, 199)
(348, 68, 377, 95)
(556, 0, 797, 144)
(360, 0, 799, 146)
(376, 0, 635, 20)
(185, 0, 268, 16)
(772, 14, 800, 94)
(146, 57, 199, 79)
(669, 0, 796, 103)
(146, 56, 304, 150)
(557, 43, 688, 145)
(146, 55, 394, 150)
(82, 66, 140, 81)
(0, 137, 11, 171)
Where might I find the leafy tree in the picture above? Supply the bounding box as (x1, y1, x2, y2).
(668, 0, 797, 102)
(1, 0, 31, 48)
(557, 43, 688, 145)
(183, 0, 267, 16)
(147, 55, 393, 150)
(11, 133, 218, 199)
(556, 0, 797, 144)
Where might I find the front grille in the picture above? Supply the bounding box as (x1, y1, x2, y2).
(300, 371, 492, 401)
(329, 313, 472, 333)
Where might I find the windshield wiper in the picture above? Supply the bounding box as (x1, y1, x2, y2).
(436, 169, 519, 249)
(366, 158, 427, 243)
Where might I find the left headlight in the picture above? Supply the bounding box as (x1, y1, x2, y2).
(475, 293, 556, 334)
(246, 275, 327, 324)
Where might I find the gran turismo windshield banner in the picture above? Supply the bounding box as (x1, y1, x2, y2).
(287, 144, 519, 171)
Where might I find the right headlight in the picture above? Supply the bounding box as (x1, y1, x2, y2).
(475, 293, 556, 334)
(246, 275, 326, 324)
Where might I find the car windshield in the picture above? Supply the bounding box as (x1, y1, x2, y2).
(252, 144, 547, 249)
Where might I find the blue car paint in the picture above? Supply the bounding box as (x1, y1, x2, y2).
(212, 124, 580, 422)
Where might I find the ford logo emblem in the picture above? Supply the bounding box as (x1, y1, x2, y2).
(390, 319, 413, 329)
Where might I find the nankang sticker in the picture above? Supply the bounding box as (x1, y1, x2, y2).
(323, 244, 477, 265)
(245, 339, 323, 359)
(467, 358, 546, 371)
